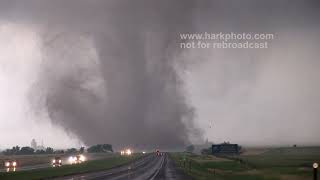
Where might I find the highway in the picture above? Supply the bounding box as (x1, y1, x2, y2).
(54, 153, 192, 180)
(0, 153, 114, 173)
(0, 163, 50, 173)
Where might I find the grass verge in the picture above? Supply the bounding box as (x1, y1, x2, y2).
(170, 147, 320, 180)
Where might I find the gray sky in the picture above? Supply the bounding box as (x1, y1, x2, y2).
(184, 0, 320, 146)
(0, 0, 319, 149)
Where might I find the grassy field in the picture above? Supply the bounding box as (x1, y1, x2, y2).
(170, 147, 320, 180)
(0, 153, 144, 180)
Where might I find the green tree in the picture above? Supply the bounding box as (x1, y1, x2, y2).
(54, 150, 65, 154)
(19, 147, 34, 155)
(87, 144, 113, 153)
(35, 149, 46, 154)
(45, 147, 54, 154)
(66, 148, 78, 154)
(79, 147, 85, 153)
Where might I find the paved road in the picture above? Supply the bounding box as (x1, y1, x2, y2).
(0, 154, 114, 173)
(0, 156, 72, 172)
(54, 153, 192, 180)
(0, 163, 50, 173)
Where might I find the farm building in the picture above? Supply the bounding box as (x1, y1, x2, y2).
(212, 143, 240, 155)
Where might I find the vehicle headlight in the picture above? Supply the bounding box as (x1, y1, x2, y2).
(79, 155, 85, 162)
(5, 162, 10, 167)
(126, 149, 132, 155)
(59, 160, 62, 163)
(52, 159, 56, 163)
(69, 156, 74, 162)
(12, 161, 17, 167)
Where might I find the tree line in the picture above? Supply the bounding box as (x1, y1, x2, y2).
(2, 146, 56, 155)
(1, 144, 113, 155)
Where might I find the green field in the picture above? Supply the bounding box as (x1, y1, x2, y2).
(0, 153, 144, 180)
(170, 147, 320, 180)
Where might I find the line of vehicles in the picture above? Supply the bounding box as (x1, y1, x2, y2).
(51, 154, 86, 167)
(120, 148, 133, 156)
(156, 149, 163, 156)
(2, 154, 87, 172)
(51, 154, 86, 166)
(2, 149, 162, 172)
(68, 154, 86, 164)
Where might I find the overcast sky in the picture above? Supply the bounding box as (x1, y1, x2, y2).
(0, 0, 319, 149)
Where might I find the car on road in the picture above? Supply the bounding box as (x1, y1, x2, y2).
(3, 160, 17, 172)
(156, 149, 162, 156)
(52, 157, 62, 167)
(69, 154, 85, 164)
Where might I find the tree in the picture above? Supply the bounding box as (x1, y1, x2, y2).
(3, 149, 13, 155)
(102, 144, 113, 152)
(54, 150, 65, 154)
(19, 147, 34, 155)
(2, 146, 21, 155)
(79, 147, 85, 153)
(12, 146, 20, 154)
(36, 149, 46, 154)
(87, 144, 113, 153)
(45, 147, 54, 154)
(66, 148, 78, 154)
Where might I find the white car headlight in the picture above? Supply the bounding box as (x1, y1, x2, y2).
(69, 156, 77, 163)
(52, 159, 56, 163)
(12, 162, 17, 167)
(5, 162, 10, 167)
(79, 155, 85, 162)
(69, 156, 74, 162)
(59, 159, 62, 163)
(126, 149, 132, 155)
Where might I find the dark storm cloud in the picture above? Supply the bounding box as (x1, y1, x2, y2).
(1, 0, 319, 148)
(2, 0, 204, 149)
